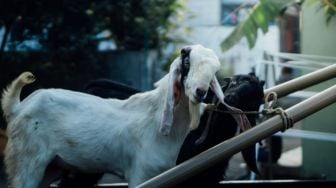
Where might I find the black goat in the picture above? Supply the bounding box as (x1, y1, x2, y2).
(176, 72, 264, 187)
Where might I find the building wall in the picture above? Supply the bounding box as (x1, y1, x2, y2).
(301, 3, 336, 56)
(300, 1, 336, 180)
(186, 0, 221, 26)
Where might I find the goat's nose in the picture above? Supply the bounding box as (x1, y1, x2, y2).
(196, 88, 207, 99)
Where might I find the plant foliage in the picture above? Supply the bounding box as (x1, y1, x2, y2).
(220, 0, 336, 52)
(220, 0, 297, 52)
(318, 0, 336, 24)
(0, 0, 184, 53)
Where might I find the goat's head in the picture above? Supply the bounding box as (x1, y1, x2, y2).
(160, 44, 224, 135)
(224, 72, 265, 111)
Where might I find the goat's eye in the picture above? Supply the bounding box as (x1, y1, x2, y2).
(183, 57, 190, 69)
(181, 47, 191, 57)
(185, 61, 190, 68)
(181, 49, 187, 56)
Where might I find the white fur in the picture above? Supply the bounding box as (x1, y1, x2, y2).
(1, 44, 223, 188)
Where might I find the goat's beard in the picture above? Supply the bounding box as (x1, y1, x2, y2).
(189, 101, 201, 130)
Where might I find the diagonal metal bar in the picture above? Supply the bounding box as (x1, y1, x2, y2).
(264, 63, 336, 100)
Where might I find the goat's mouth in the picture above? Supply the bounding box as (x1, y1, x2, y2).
(192, 95, 204, 104)
(190, 88, 208, 103)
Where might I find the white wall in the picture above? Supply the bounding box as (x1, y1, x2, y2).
(300, 1, 336, 180)
(186, 0, 221, 26)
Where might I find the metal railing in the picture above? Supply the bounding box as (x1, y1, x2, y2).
(136, 64, 336, 188)
(263, 63, 336, 99)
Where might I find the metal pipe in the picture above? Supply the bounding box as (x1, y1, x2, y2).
(136, 84, 336, 188)
(264, 63, 336, 99)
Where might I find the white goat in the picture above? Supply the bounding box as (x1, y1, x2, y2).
(1, 44, 227, 188)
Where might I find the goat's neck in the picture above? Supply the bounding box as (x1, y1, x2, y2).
(108, 82, 193, 175)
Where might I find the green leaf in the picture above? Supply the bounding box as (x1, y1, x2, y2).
(221, 0, 298, 52)
(252, 5, 270, 33)
(243, 17, 258, 48)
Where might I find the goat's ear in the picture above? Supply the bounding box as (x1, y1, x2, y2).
(210, 75, 225, 104)
(160, 58, 182, 135)
(248, 72, 256, 77)
(260, 80, 265, 87)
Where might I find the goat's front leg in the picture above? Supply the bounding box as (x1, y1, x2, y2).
(128, 158, 162, 188)
(128, 166, 147, 188)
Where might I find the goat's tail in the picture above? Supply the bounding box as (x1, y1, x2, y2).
(1, 72, 35, 121)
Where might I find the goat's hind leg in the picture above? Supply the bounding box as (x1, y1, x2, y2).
(5, 140, 54, 188)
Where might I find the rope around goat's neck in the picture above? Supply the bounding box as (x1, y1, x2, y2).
(206, 104, 260, 115)
(206, 91, 294, 132)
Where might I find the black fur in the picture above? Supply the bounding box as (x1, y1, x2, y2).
(176, 73, 264, 187)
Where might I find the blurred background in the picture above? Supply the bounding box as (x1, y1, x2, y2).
(0, 0, 336, 186)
